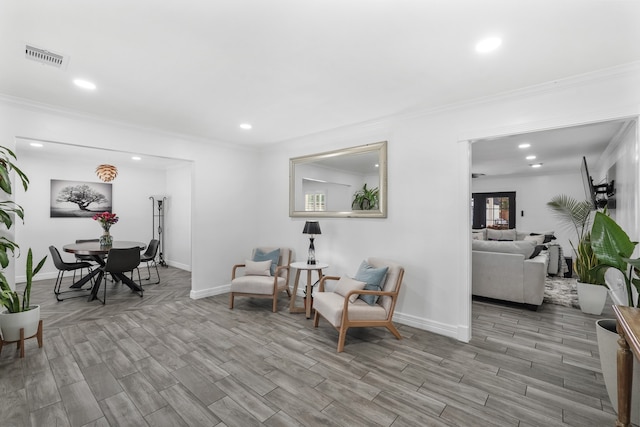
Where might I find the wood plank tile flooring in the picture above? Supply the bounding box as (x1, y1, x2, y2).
(0, 267, 619, 426)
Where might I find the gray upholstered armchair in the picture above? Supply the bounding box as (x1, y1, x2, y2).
(229, 247, 291, 313)
(313, 257, 404, 352)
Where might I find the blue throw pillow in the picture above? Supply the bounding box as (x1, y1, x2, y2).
(354, 260, 388, 305)
(253, 248, 280, 276)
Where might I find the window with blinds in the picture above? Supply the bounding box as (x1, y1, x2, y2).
(305, 193, 326, 211)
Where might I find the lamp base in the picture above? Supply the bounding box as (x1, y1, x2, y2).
(307, 237, 316, 265)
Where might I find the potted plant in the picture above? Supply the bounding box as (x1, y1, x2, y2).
(589, 211, 640, 423)
(0, 145, 47, 349)
(0, 249, 47, 342)
(351, 183, 379, 210)
(547, 195, 607, 314)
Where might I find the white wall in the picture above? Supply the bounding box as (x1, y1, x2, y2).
(14, 149, 172, 281)
(1, 63, 639, 343)
(597, 120, 640, 255)
(256, 64, 640, 341)
(164, 163, 193, 270)
(0, 98, 257, 296)
(472, 171, 586, 255)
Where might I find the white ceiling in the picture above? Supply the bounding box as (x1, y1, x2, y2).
(2, 1, 640, 148)
(471, 118, 635, 179)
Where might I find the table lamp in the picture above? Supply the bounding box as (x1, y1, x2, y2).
(302, 221, 321, 265)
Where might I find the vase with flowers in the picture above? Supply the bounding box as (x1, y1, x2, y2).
(93, 211, 119, 247)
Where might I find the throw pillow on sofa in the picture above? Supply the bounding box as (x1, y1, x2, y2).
(487, 228, 516, 241)
(472, 240, 536, 259)
(472, 228, 487, 240)
(529, 245, 546, 259)
(524, 234, 545, 245)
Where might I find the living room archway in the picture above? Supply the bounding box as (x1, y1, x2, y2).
(466, 115, 637, 332)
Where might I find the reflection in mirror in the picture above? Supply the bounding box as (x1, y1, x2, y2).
(289, 141, 387, 218)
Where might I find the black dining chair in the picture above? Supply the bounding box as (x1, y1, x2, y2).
(49, 245, 95, 301)
(96, 247, 142, 305)
(138, 239, 160, 284)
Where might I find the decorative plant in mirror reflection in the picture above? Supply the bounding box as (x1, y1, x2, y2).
(352, 183, 379, 210)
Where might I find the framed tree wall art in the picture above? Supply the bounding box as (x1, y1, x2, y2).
(50, 180, 113, 218)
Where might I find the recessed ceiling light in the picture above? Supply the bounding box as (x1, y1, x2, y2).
(374, 163, 379, 168)
(29, 142, 43, 148)
(526, 155, 536, 160)
(475, 37, 502, 53)
(518, 143, 531, 149)
(239, 123, 252, 130)
(73, 79, 96, 90)
(131, 156, 141, 161)
(530, 163, 543, 168)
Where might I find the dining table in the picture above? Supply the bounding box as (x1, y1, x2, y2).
(63, 240, 146, 301)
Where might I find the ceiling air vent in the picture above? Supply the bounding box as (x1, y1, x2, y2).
(25, 44, 68, 69)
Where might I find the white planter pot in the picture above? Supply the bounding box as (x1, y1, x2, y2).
(597, 319, 640, 425)
(0, 305, 40, 342)
(577, 281, 608, 315)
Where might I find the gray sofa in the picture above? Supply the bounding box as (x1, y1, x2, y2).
(472, 239, 549, 307)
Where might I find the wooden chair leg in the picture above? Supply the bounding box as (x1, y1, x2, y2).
(386, 322, 402, 340)
(229, 293, 234, 309)
(313, 310, 320, 327)
(337, 326, 348, 353)
(19, 327, 25, 358)
(36, 320, 43, 348)
(272, 294, 278, 313)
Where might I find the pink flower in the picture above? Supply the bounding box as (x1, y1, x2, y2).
(93, 211, 119, 230)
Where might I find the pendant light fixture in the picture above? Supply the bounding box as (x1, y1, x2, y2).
(95, 164, 118, 182)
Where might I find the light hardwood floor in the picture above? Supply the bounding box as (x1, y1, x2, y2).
(0, 267, 619, 426)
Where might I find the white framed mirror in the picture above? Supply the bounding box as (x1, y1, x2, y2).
(289, 141, 387, 218)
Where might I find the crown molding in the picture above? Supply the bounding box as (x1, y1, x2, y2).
(0, 93, 249, 152)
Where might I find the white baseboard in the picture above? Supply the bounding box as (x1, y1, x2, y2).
(190, 283, 230, 299)
(392, 311, 462, 341)
(16, 271, 58, 283)
(188, 283, 465, 341)
(165, 260, 191, 271)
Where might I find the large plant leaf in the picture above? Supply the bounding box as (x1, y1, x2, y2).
(0, 162, 11, 194)
(591, 212, 637, 272)
(547, 195, 592, 242)
(23, 249, 47, 311)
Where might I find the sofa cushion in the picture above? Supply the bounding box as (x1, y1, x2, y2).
(231, 275, 286, 294)
(487, 228, 516, 241)
(472, 240, 536, 259)
(334, 276, 366, 303)
(313, 292, 387, 327)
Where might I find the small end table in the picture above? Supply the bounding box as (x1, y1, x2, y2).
(289, 261, 329, 318)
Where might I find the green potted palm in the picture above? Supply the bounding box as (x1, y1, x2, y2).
(589, 211, 640, 423)
(0, 145, 47, 347)
(352, 183, 379, 210)
(547, 195, 607, 314)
